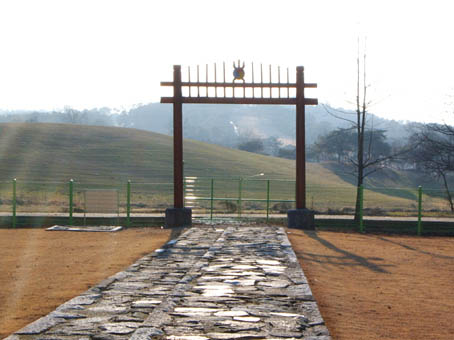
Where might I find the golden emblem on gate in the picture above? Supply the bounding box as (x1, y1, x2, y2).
(233, 60, 245, 82)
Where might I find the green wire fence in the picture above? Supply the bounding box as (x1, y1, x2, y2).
(1, 177, 452, 234)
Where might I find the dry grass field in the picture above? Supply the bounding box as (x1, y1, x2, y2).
(288, 229, 454, 340)
(0, 228, 172, 339)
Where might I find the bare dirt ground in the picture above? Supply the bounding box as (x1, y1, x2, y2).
(2, 227, 454, 340)
(0, 228, 172, 339)
(287, 229, 454, 340)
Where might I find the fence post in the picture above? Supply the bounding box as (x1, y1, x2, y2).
(12, 178, 16, 228)
(266, 179, 270, 223)
(127, 180, 131, 227)
(182, 160, 185, 207)
(238, 177, 243, 218)
(359, 184, 364, 233)
(417, 185, 422, 236)
(210, 178, 214, 221)
(69, 179, 74, 226)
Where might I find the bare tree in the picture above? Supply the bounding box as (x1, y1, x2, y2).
(409, 125, 454, 212)
(324, 39, 405, 221)
(62, 106, 87, 124)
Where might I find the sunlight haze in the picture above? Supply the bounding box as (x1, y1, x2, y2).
(1, 0, 453, 123)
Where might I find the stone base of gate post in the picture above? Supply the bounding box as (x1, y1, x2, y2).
(165, 207, 192, 228)
(287, 208, 315, 230)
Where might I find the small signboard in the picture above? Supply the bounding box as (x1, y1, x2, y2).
(84, 189, 119, 214)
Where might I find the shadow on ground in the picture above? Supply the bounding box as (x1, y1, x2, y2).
(374, 236, 454, 260)
(295, 230, 393, 273)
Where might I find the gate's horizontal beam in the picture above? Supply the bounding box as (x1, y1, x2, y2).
(161, 97, 318, 105)
(161, 81, 317, 89)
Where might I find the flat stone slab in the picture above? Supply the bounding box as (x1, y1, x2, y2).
(6, 225, 331, 339)
(47, 225, 123, 232)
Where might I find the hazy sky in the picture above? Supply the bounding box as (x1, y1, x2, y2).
(1, 0, 453, 123)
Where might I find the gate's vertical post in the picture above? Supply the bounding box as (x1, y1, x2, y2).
(288, 66, 315, 229)
(174, 65, 184, 209)
(165, 65, 192, 228)
(183, 161, 185, 208)
(417, 185, 423, 236)
(266, 179, 270, 223)
(238, 177, 243, 219)
(210, 178, 214, 221)
(127, 180, 131, 227)
(296, 66, 306, 210)
(12, 178, 16, 228)
(69, 179, 74, 226)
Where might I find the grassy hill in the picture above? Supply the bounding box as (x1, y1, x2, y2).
(0, 122, 298, 182)
(0, 122, 449, 214)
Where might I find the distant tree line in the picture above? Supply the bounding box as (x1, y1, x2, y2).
(0, 102, 415, 151)
(0, 106, 119, 126)
(312, 128, 391, 163)
(408, 124, 454, 211)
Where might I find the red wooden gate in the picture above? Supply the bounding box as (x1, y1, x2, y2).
(161, 61, 317, 218)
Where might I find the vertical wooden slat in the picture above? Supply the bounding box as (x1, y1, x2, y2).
(269, 65, 272, 97)
(252, 62, 255, 98)
(223, 62, 226, 97)
(243, 61, 246, 98)
(278, 66, 281, 98)
(188, 66, 191, 97)
(214, 63, 217, 97)
(260, 64, 263, 98)
(196, 65, 200, 97)
(206, 64, 208, 97)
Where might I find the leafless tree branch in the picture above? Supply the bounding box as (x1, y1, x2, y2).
(322, 104, 357, 125)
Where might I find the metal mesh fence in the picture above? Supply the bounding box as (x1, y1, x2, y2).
(307, 185, 356, 213)
(130, 181, 173, 214)
(421, 188, 454, 214)
(8, 180, 68, 214)
(363, 187, 419, 215)
(0, 181, 12, 213)
(1, 178, 453, 222)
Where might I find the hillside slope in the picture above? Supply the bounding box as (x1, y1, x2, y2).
(0, 122, 302, 183)
(0, 122, 439, 185)
(0, 123, 447, 212)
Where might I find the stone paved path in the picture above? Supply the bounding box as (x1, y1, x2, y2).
(6, 225, 331, 340)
